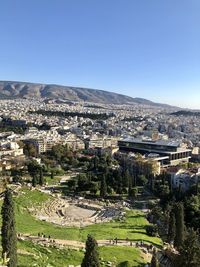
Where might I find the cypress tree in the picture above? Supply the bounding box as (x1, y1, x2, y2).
(32, 175, 37, 187)
(39, 169, 44, 186)
(1, 189, 17, 267)
(81, 235, 100, 267)
(195, 180, 199, 195)
(93, 156, 99, 170)
(168, 210, 176, 243)
(123, 170, 130, 187)
(128, 174, 133, 197)
(174, 202, 185, 249)
(100, 175, 107, 198)
(177, 228, 200, 267)
(151, 249, 159, 267)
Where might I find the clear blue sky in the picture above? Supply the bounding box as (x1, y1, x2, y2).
(0, 0, 200, 108)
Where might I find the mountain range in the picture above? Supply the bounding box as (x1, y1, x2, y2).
(0, 80, 171, 107)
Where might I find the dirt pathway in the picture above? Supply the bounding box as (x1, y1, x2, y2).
(18, 233, 153, 260)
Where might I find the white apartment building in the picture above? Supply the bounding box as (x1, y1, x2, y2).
(0, 141, 23, 158)
(171, 168, 200, 192)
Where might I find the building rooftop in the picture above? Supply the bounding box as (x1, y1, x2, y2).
(121, 137, 181, 148)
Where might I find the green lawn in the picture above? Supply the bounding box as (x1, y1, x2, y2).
(9, 188, 161, 247)
(18, 240, 83, 267)
(44, 175, 62, 185)
(18, 240, 146, 267)
(80, 211, 161, 246)
(99, 246, 146, 267)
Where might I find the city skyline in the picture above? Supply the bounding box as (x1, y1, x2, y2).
(0, 0, 200, 109)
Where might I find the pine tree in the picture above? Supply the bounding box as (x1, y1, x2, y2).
(81, 235, 100, 267)
(1, 189, 17, 267)
(174, 202, 185, 249)
(168, 210, 176, 243)
(100, 175, 107, 198)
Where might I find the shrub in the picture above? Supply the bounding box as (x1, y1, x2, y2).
(145, 224, 158, 237)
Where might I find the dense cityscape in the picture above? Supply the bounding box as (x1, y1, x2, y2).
(0, 95, 199, 266)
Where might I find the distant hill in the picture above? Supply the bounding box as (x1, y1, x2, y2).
(0, 80, 172, 107)
(170, 110, 200, 116)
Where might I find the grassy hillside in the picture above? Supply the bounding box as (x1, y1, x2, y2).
(18, 240, 146, 267)
(0, 188, 161, 266)
(6, 188, 161, 246)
